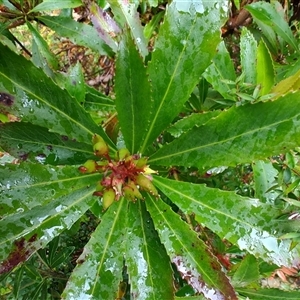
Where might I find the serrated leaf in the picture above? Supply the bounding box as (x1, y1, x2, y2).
(167, 111, 221, 138)
(125, 200, 174, 299)
(145, 194, 237, 299)
(152, 176, 300, 266)
(236, 288, 300, 299)
(252, 160, 279, 203)
(115, 31, 151, 153)
(37, 16, 113, 56)
(107, 0, 148, 58)
(65, 62, 86, 103)
(272, 69, 300, 100)
(246, 1, 298, 52)
(0, 163, 100, 218)
(240, 27, 257, 85)
(0, 122, 94, 165)
(30, 0, 82, 13)
(232, 254, 259, 287)
(149, 93, 300, 169)
(0, 185, 96, 274)
(256, 40, 274, 96)
(89, 3, 120, 52)
(203, 41, 236, 100)
(62, 199, 126, 299)
(139, 1, 228, 152)
(0, 43, 114, 147)
(84, 85, 115, 111)
(26, 21, 59, 70)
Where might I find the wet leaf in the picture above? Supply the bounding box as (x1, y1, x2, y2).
(203, 41, 236, 100)
(167, 111, 221, 138)
(231, 254, 259, 287)
(0, 186, 96, 274)
(30, 0, 82, 13)
(252, 160, 279, 203)
(0, 43, 114, 147)
(152, 177, 300, 266)
(236, 288, 300, 299)
(90, 3, 120, 52)
(125, 200, 174, 299)
(246, 1, 298, 52)
(149, 92, 300, 169)
(0, 162, 100, 218)
(115, 30, 151, 153)
(37, 16, 113, 56)
(65, 62, 86, 103)
(256, 40, 274, 96)
(84, 86, 115, 111)
(62, 199, 126, 299)
(26, 21, 59, 70)
(240, 27, 257, 85)
(107, 0, 148, 58)
(145, 194, 237, 299)
(0, 122, 94, 165)
(139, 0, 228, 153)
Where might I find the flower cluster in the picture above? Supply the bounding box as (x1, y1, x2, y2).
(78, 134, 158, 209)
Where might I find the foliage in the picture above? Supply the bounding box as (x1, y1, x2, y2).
(1, 0, 300, 299)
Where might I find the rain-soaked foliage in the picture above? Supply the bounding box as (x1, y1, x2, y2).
(1, 0, 300, 299)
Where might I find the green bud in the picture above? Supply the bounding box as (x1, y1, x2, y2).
(102, 188, 115, 210)
(136, 174, 158, 196)
(123, 181, 143, 201)
(134, 157, 148, 169)
(92, 134, 105, 145)
(83, 160, 97, 173)
(93, 140, 109, 157)
(117, 148, 130, 161)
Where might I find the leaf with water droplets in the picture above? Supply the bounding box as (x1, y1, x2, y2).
(139, 0, 228, 153)
(149, 92, 300, 169)
(125, 201, 174, 299)
(0, 43, 114, 147)
(0, 186, 96, 275)
(146, 194, 237, 299)
(0, 122, 94, 165)
(236, 288, 300, 299)
(62, 199, 126, 299)
(153, 176, 300, 266)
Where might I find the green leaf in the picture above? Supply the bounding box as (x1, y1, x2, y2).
(0, 122, 94, 165)
(0, 163, 99, 218)
(107, 0, 148, 58)
(26, 21, 59, 70)
(0, 185, 96, 274)
(237, 288, 300, 299)
(30, 0, 83, 12)
(231, 254, 259, 287)
(37, 16, 113, 56)
(149, 93, 300, 169)
(62, 199, 126, 299)
(0, 43, 114, 147)
(145, 194, 237, 299)
(203, 41, 236, 100)
(175, 297, 205, 300)
(256, 40, 274, 96)
(139, 0, 228, 153)
(152, 176, 300, 266)
(246, 1, 298, 52)
(144, 11, 164, 40)
(167, 111, 221, 138)
(240, 27, 257, 85)
(125, 200, 174, 299)
(84, 85, 115, 110)
(272, 69, 300, 100)
(252, 160, 279, 203)
(65, 62, 86, 103)
(115, 31, 151, 153)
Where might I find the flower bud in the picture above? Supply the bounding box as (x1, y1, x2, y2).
(83, 159, 97, 173)
(123, 181, 143, 201)
(102, 188, 116, 210)
(136, 174, 158, 196)
(93, 139, 109, 157)
(117, 148, 130, 161)
(134, 157, 148, 169)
